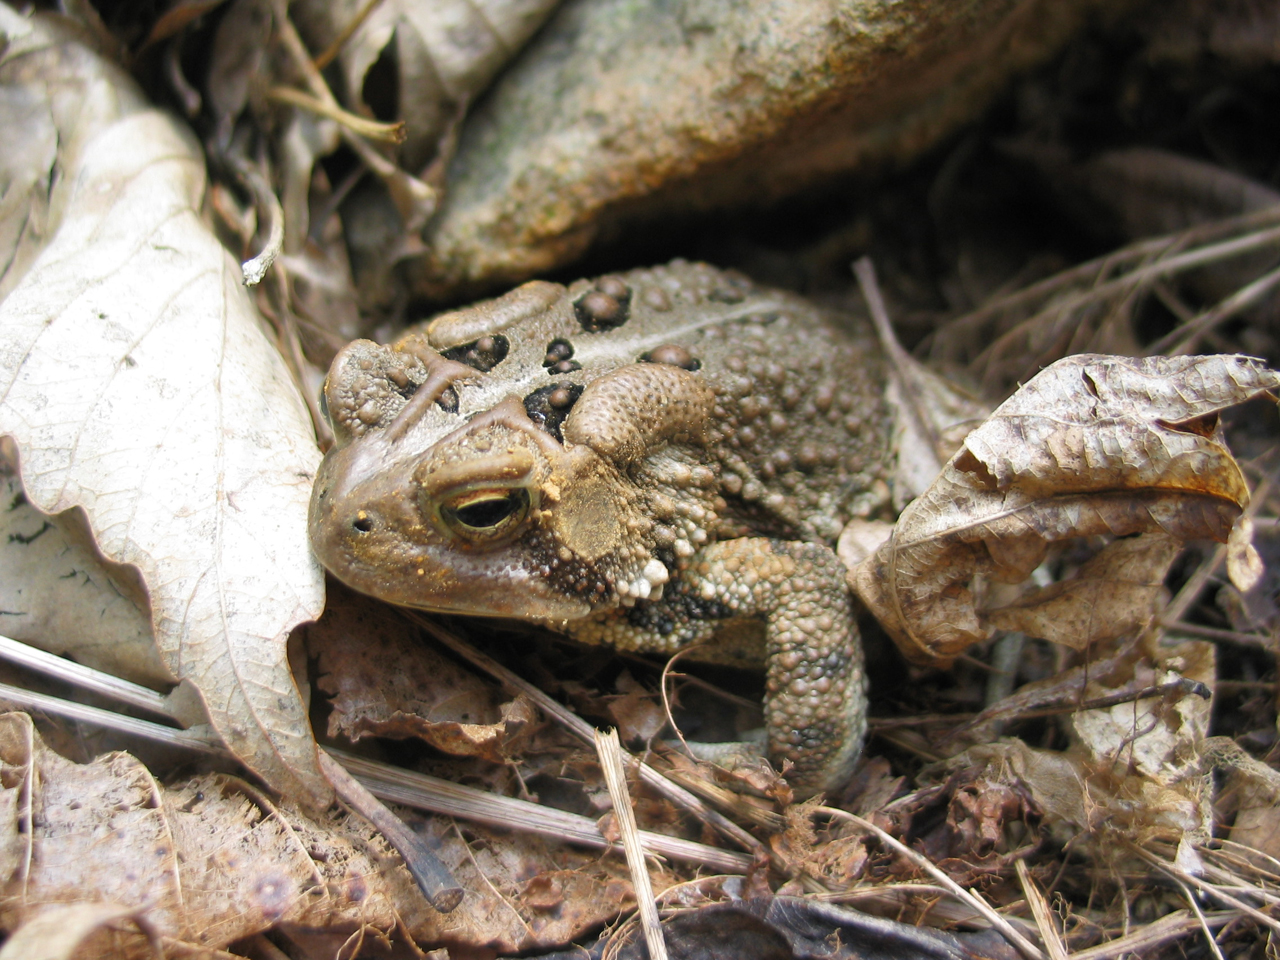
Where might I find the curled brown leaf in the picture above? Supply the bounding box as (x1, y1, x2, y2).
(852, 354, 1280, 667)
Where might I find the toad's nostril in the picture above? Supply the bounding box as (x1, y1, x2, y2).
(352, 513, 374, 533)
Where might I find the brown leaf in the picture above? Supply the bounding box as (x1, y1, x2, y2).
(1227, 515, 1265, 592)
(0, 711, 629, 957)
(1070, 638, 1215, 781)
(0, 712, 459, 952)
(307, 586, 535, 762)
(1213, 738, 1280, 860)
(852, 354, 1279, 667)
(986, 533, 1181, 648)
(943, 739, 1206, 850)
(0, 902, 159, 960)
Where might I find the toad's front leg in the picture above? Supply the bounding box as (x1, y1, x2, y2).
(572, 537, 867, 798)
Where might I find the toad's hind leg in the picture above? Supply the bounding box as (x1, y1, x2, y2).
(680, 538, 867, 797)
(567, 537, 867, 797)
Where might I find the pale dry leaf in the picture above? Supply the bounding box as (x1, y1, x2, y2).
(939, 638, 1145, 751)
(835, 518, 894, 569)
(948, 739, 1206, 852)
(292, 0, 561, 171)
(0, 468, 170, 687)
(1226, 515, 1265, 592)
(1216, 739, 1280, 860)
(0, 902, 158, 960)
(852, 354, 1280, 667)
(1071, 638, 1215, 784)
(885, 358, 989, 507)
(0, 12, 329, 805)
(0, 67, 57, 303)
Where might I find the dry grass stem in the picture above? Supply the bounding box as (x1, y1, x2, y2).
(1151, 260, 1280, 355)
(1016, 859, 1068, 960)
(332, 751, 755, 874)
(0, 640, 754, 874)
(1134, 848, 1280, 937)
(595, 729, 669, 960)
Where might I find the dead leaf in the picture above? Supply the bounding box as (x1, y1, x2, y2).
(0, 902, 159, 960)
(0, 13, 328, 805)
(946, 739, 1206, 852)
(1212, 738, 1280, 860)
(1227, 515, 1265, 592)
(852, 354, 1279, 667)
(1070, 638, 1215, 784)
(607, 671, 667, 745)
(292, 0, 561, 172)
(987, 533, 1181, 648)
(929, 638, 1216, 860)
(0, 712, 441, 954)
(307, 585, 536, 762)
(0, 468, 170, 687)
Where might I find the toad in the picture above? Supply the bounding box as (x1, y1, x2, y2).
(309, 261, 895, 796)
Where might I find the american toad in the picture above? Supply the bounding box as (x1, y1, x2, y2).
(309, 261, 894, 796)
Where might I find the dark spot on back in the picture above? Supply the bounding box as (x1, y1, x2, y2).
(436, 385, 459, 414)
(544, 338, 582, 374)
(524, 382, 584, 441)
(441, 334, 509, 372)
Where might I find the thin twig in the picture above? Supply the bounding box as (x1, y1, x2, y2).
(659, 645, 708, 761)
(0, 650, 752, 874)
(853, 257, 944, 472)
(318, 751, 464, 913)
(949, 202, 1280, 336)
(1164, 621, 1274, 648)
(1171, 876, 1227, 960)
(273, 9, 436, 227)
(221, 152, 285, 285)
(1151, 259, 1280, 355)
(1066, 910, 1223, 960)
(0, 681, 224, 755)
(972, 222, 1280, 377)
(1161, 474, 1274, 627)
(266, 85, 405, 144)
(0, 634, 171, 717)
(336, 749, 754, 873)
(1134, 847, 1280, 936)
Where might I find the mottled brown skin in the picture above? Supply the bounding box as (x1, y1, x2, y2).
(309, 261, 892, 796)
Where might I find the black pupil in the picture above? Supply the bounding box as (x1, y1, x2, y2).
(454, 492, 521, 528)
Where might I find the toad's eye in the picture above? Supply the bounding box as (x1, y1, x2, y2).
(439, 488, 531, 542)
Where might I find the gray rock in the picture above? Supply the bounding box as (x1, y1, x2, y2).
(413, 0, 1141, 299)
